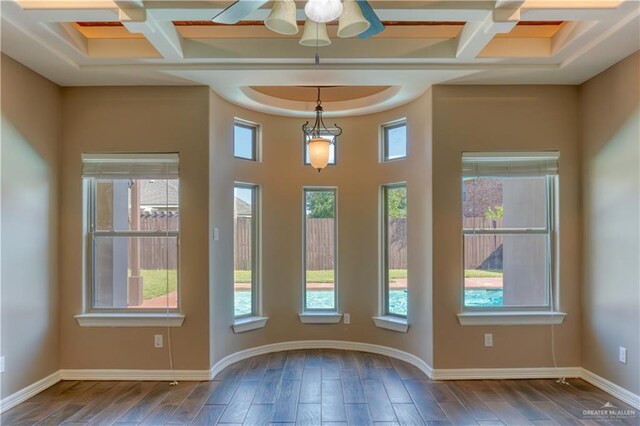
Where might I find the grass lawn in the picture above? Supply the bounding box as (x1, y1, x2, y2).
(139, 269, 177, 300)
(465, 269, 503, 278)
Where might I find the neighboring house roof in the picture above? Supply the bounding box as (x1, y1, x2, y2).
(235, 198, 252, 217)
(463, 178, 503, 218)
(139, 179, 179, 207)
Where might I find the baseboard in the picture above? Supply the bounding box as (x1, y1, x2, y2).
(59, 368, 210, 381)
(431, 366, 582, 381)
(209, 340, 434, 379)
(0, 370, 62, 414)
(581, 368, 640, 409)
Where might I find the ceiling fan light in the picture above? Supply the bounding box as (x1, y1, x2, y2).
(300, 19, 331, 46)
(304, 0, 343, 23)
(264, 0, 298, 35)
(308, 137, 332, 171)
(337, 0, 370, 38)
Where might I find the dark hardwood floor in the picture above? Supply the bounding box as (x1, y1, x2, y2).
(2, 350, 637, 425)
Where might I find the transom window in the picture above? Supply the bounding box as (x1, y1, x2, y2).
(234, 120, 258, 161)
(83, 153, 179, 311)
(303, 188, 337, 311)
(462, 152, 559, 310)
(382, 121, 407, 161)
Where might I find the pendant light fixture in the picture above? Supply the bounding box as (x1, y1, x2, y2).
(302, 87, 342, 172)
(305, 0, 343, 23)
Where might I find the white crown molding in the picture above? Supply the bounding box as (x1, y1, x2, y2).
(0, 370, 62, 414)
(581, 368, 640, 410)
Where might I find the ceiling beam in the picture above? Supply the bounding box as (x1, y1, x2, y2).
(119, 6, 184, 59)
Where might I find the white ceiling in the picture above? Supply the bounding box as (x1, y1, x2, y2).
(2, 0, 639, 117)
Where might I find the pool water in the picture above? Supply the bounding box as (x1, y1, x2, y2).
(235, 288, 503, 317)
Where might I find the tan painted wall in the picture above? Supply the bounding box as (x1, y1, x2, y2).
(580, 51, 640, 395)
(209, 90, 434, 367)
(1, 55, 61, 396)
(59, 86, 211, 370)
(432, 85, 582, 369)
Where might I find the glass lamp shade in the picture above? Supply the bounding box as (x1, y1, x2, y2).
(337, 0, 370, 38)
(307, 137, 332, 171)
(300, 18, 331, 46)
(304, 0, 343, 23)
(265, 0, 298, 35)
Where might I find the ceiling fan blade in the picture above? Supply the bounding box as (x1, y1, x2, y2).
(212, 0, 269, 24)
(356, 0, 385, 38)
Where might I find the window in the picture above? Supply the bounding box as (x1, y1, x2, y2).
(303, 188, 337, 311)
(462, 152, 558, 310)
(382, 121, 407, 161)
(82, 154, 179, 311)
(382, 184, 408, 318)
(234, 184, 259, 318)
(234, 121, 257, 160)
(304, 133, 336, 166)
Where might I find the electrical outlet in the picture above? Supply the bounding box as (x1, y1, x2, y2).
(343, 313, 350, 324)
(0, 356, 5, 373)
(213, 228, 219, 241)
(154, 334, 164, 348)
(619, 347, 627, 364)
(484, 333, 493, 347)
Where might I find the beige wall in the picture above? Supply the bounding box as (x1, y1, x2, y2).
(1, 55, 61, 396)
(580, 51, 640, 395)
(432, 85, 582, 368)
(59, 86, 211, 370)
(209, 90, 434, 367)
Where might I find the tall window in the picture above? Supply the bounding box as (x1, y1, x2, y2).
(382, 184, 408, 317)
(303, 188, 337, 311)
(234, 184, 259, 318)
(83, 154, 179, 311)
(382, 121, 407, 161)
(462, 152, 558, 310)
(234, 120, 258, 161)
(304, 133, 336, 166)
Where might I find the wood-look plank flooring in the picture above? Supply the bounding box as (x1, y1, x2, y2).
(2, 350, 638, 425)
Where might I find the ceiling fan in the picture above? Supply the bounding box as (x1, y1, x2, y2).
(212, 0, 385, 41)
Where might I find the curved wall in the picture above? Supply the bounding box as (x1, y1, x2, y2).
(209, 90, 434, 368)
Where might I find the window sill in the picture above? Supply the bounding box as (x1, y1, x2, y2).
(373, 316, 409, 333)
(75, 313, 185, 327)
(232, 316, 268, 333)
(299, 312, 342, 324)
(457, 311, 566, 326)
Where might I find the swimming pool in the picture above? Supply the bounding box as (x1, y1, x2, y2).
(234, 288, 503, 317)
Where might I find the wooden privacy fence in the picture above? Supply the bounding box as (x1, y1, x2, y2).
(463, 218, 503, 269)
(135, 215, 502, 271)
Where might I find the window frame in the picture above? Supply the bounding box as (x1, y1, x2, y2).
(381, 120, 407, 162)
(461, 175, 556, 312)
(85, 177, 181, 314)
(381, 183, 408, 319)
(302, 187, 338, 312)
(234, 183, 261, 319)
(303, 131, 338, 167)
(233, 119, 259, 161)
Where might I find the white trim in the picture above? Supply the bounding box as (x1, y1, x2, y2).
(75, 313, 185, 327)
(581, 368, 640, 409)
(209, 340, 433, 380)
(0, 371, 62, 413)
(431, 366, 582, 381)
(298, 312, 343, 324)
(59, 368, 209, 381)
(457, 311, 566, 326)
(373, 316, 409, 333)
(232, 316, 268, 334)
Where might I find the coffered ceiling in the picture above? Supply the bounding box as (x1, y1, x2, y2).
(2, 1, 639, 116)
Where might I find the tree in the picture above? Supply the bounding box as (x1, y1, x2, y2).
(306, 191, 335, 218)
(388, 187, 407, 219)
(484, 206, 503, 219)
